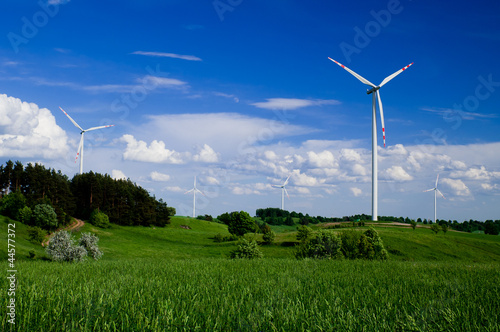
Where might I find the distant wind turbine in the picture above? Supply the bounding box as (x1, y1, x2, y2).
(60, 107, 115, 175)
(272, 175, 291, 210)
(328, 58, 413, 221)
(185, 176, 205, 218)
(424, 174, 446, 223)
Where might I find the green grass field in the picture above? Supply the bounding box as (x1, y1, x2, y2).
(1, 215, 500, 331)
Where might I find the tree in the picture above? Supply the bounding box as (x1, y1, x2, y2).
(226, 211, 257, 237)
(410, 220, 417, 230)
(262, 225, 276, 244)
(79, 232, 103, 260)
(90, 210, 111, 228)
(485, 221, 500, 235)
(417, 218, 422, 223)
(296, 230, 343, 259)
(46, 231, 88, 262)
(19, 206, 32, 224)
(441, 224, 448, 235)
(230, 238, 263, 259)
(296, 225, 313, 242)
(32, 204, 58, 230)
(430, 224, 440, 234)
(26, 226, 46, 244)
(0, 191, 26, 220)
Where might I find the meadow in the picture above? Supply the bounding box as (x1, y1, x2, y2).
(1, 216, 500, 331)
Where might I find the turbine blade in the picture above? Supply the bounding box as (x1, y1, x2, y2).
(437, 189, 446, 199)
(196, 188, 206, 196)
(378, 62, 414, 87)
(423, 188, 435, 192)
(284, 187, 289, 199)
(271, 185, 281, 188)
(435, 174, 440, 188)
(75, 134, 84, 163)
(376, 90, 386, 147)
(283, 175, 291, 186)
(60, 107, 84, 131)
(328, 57, 376, 87)
(184, 189, 194, 194)
(85, 124, 115, 132)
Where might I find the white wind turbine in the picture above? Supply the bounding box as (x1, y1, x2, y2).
(424, 174, 446, 223)
(328, 58, 413, 221)
(272, 175, 291, 210)
(60, 107, 115, 175)
(185, 176, 205, 218)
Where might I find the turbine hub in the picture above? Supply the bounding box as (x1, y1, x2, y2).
(366, 86, 380, 95)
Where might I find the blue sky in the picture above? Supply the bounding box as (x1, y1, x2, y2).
(1, 0, 499, 221)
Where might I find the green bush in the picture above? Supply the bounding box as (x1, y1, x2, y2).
(89, 210, 111, 228)
(296, 225, 313, 242)
(363, 227, 388, 260)
(33, 204, 58, 230)
(19, 206, 33, 224)
(230, 238, 263, 259)
(226, 211, 257, 236)
(430, 224, 441, 234)
(262, 229, 276, 245)
(27, 226, 47, 244)
(296, 230, 343, 260)
(0, 191, 26, 220)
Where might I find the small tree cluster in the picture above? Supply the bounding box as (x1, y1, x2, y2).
(296, 227, 388, 260)
(45, 231, 102, 262)
(89, 210, 111, 228)
(218, 211, 257, 237)
(230, 238, 263, 259)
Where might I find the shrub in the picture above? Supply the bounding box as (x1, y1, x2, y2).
(227, 211, 257, 237)
(214, 233, 224, 243)
(296, 225, 313, 242)
(0, 191, 26, 220)
(27, 226, 47, 244)
(28, 250, 36, 259)
(363, 227, 388, 260)
(296, 230, 343, 259)
(79, 232, 103, 260)
(430, 224, 441, 234)
(46, 231, 87, 262)
(89, 210, 111, 228)
(262, 230, 276, 245)
(33, 204, 58, 230)
(340, 228, 388, 260)
(410, 220, 417, 230)
(230, 238, 263, 259)
(19, 206, 33, 224)
(441, 224, 448, 234)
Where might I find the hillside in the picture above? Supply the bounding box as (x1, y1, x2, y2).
(2, 215, 500, 262)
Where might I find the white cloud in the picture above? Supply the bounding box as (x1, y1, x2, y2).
(251, 98, 340, 110)
(193, 144, 219, 163)
(350, 187, 363, 197)
(164, 186, 184, 193)
(441, 178, 471, 197)
(131, 51, 202, 61)
(84, 75, 188, 93)
(150, 171, 171, 182)
(382, 166, 413, 181)
(292, 169, 325, 187)
(119, 134, 187, 164)
(295, 187, 311, 195)
(111, 169, 127, 180)
(450, 166, 494, 181)
(0, 94, 69, 159)
(307, 150, 336, 168)
(341, 148, 363, 162)
(205, 176, 220, 185)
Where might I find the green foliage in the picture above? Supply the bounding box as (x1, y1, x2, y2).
(0, 191, 26, 220)
(28, 249, 36, 259)
(79, 232, 103, 260)
(89, 210, 111, 228)
(485, 221, 500, 235)
(225, 211, 257, 236)
(363, 227, 388, 260)
(230, 238, 263, 259)
(45, 231, 88, 262)
(295, 230, 343, 259)
(431, 224, 441, 234)
(262, 226, 276, 245)
(296, 225, 313, 242)
(26, 226, 47, 244)
(19, 205, 33, 224)
(410, 220, 417, 230)
(441, 224, 448, 234)
(32, 204, 58, 230)
(213, 233, 238, 243)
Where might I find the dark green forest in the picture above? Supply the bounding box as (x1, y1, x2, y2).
(0, 160, 173, 230)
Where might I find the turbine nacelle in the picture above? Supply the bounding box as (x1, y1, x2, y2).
(366, 86, 381, 95)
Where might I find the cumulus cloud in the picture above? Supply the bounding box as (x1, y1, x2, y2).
(307, 150, 336, 168)
(150, 171, 171, 182)
(119, 134, 187, 164)
(193, 144, 219, 163)
(164, 186, 184, 193)
(111, 169, 127, 180)
(251, 98, 340, 110)
(350, 187, 363, 197)
(441, 178, 471, 197)
(0, 94, 69, 159)
(382, 166, 413, 181)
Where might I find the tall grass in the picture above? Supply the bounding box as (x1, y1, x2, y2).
(1, 259, 499, 331)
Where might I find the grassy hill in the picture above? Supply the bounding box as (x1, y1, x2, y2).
(2, 215, 499, 262)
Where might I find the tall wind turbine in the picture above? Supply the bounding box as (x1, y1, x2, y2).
(60, 107, 115, 175)
(272, 175, 291, 210)
(424, 174, 446, 223)
(185, 176, 205, 218)
(328, 58, 413, 221)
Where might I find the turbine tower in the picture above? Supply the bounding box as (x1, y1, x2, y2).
(60, 107, 115, 175)
(424, 174, 446, 223)
(272, 175, 291, 210)
(185, 176, 205, 218)
(328, 58, 413, 221)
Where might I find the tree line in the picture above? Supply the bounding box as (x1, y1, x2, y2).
(0, 160, 174, 230)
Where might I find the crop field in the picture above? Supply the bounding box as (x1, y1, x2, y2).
(1, 216, 500, 331)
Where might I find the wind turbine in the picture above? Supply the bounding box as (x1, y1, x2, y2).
(328, 58, 413, 221)
(60, 107, 115, 175)
(272, 175, 291, 210)
(185, 176, 205, 218)
(424, 174, 446, 223)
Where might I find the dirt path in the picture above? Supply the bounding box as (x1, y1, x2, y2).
(42, 218, 85, 247)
